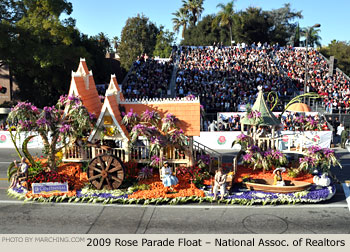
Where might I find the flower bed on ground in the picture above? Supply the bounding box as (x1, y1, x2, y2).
(7, 160, 336, 205)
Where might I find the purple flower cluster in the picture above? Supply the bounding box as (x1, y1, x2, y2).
(197, 154, 211, 165)
(137, 166, 153, 180)
(88, 112, 96, 121)
(18, 120, 34, 130)
(185, 94, 196, 100)
(236, 133, 248, 141)
(162, 113, 177, 124)
(36, 118, 49, 128)
(126, 108, 138, 118)
(67, 95, 81, 105)
(299, 156, 317, 166)
(150, 155, 161, 165)
(58, 95, 67, 104)
(150, 135, 165, 146)
(59, 124, 71, 133)
(247, 110, 261, 119)
(243, 153, 253, 162)
(12, 102, 39, 114)
(308, 145, 322, 154)
(264, 149, 283, 159)
(141, 110, 159, 122)
(322, 148, 334, 158)
(169, 129, 185, 142)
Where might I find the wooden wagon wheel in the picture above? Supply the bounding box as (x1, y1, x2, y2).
(87, 154, 125, 190)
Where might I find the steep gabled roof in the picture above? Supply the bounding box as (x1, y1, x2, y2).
(106, 74, 121, 93)
(241, 86, 280, 126)
(88, 94, 129, 142)
(68, 58, 102, 118)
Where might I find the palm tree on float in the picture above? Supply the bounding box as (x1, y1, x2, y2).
(213, 0, 235, 45)
(302, 26, 322, 48)
(172, 8, 189, 39)
(182, 0, 204, 26)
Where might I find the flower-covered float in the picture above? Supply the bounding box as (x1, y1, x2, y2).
(6, 60, 341, 205)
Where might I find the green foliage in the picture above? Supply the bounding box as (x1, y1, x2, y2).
(182, 14, 229, 46)
(0, 0, 112, 107)
(320, 40, 350, 76)
(172, 8, 189, 39)
(117, 14, 159, 70)
(7, 162, 16, 181)
(266, 3, 303, 45)
(153, 28, 175, 58)
(302, 27, 322, 48)
(22, 135, 36, 167)
(287, 168, 300, 178)
(130, 183, 150, 192)
(28, 160, 45, 178)
(81, 161, 89, 173)
(233, 7, 271, 45)
(182, 0, 204, 26)
(213, 1, 235, 43)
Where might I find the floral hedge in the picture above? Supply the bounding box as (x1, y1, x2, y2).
(7, 184, 336, 205)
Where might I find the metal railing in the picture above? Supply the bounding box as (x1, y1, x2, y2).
(193, 140, 222, 169)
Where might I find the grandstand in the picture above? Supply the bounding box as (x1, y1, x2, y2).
(120, 43, 350, 121)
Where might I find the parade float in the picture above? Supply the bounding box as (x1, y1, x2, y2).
(6, 59, 340, 205)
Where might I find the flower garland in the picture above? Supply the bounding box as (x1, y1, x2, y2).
(8, 184, 335, 205)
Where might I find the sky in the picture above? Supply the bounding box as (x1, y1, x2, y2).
(62, 0, 350, 46)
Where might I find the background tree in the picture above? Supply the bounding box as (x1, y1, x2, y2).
(302, 26, 322, 47)
(172, 8, 189, 39)
(233, 7, 270, 44)
(153, 27, 175, 58)
(320, 40, 350, 76)
(0, 0, 117, 107)
(94, 32, 111, 53)
(290, 23, 301, 47)
(112, 36, 120, 52)
(117, 14, 159, 70)
(213, 1, 235, 45)
(182, 14, 229, 46)
(266, 3, 303, 45)
(182, 0, 204, 26)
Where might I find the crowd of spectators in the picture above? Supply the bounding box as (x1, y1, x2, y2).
(175, 44, 296, 113)
(275, 46, 350, 112)
(121, 43, 350, 115)
(203, 112, 329, 132)
(122, 54, 174, 100)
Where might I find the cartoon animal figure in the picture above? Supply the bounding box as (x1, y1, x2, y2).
(313, 173, 331, 187)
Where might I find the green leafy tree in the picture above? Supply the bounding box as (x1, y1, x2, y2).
(93, 32, 111, 53)
(291, 23, 301, 47)
(233, 7, 271, 44)
(117, 14, 159, 70)
(302, 26, 322, 48)
(266, 3, 303, 45)
(320, 40, 350, 76)
(213, 1, 235, 45)
(172, 8, 189, 39)
(0, 0, 111, 107)
(182, 14, 229, 46)
(182, 0, 204, 26)
(153, 28, 175, 58)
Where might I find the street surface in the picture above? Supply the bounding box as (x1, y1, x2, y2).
(0, 148, 349, 234)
